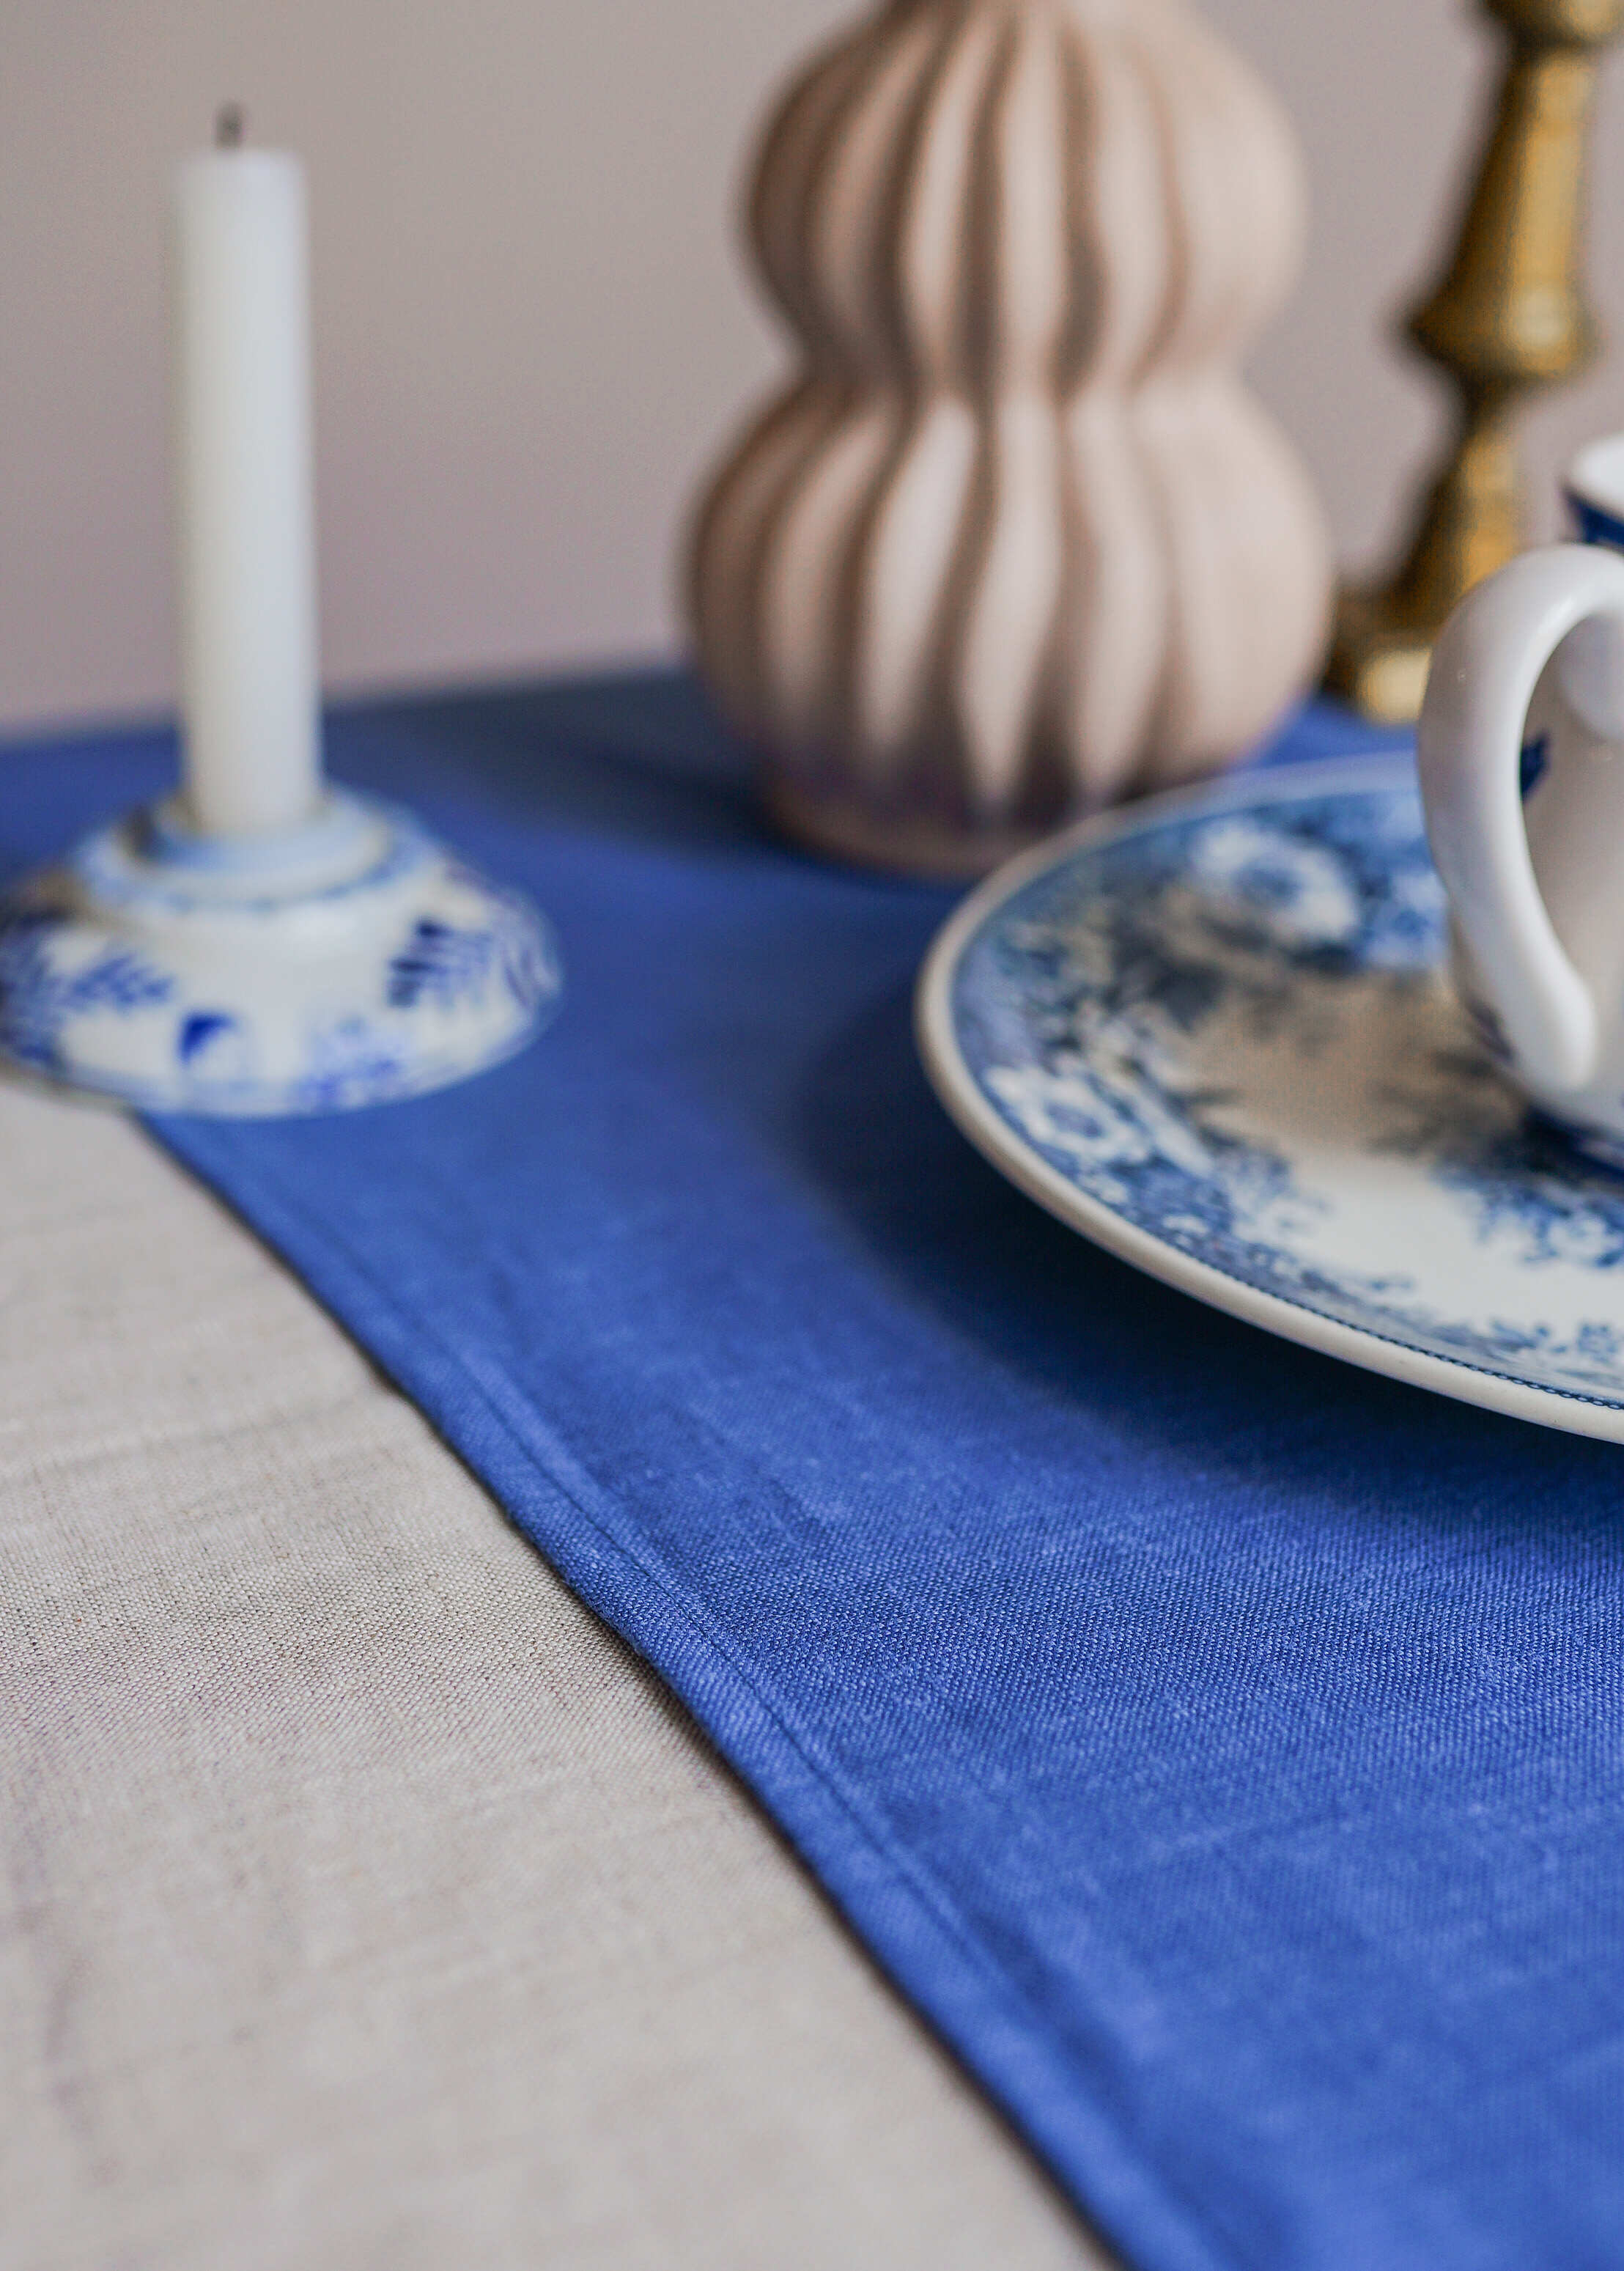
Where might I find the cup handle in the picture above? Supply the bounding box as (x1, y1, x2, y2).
(1417, 543, 1624, 1095)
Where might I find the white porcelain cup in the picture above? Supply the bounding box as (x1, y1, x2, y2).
(1418, 435, 1624, 1149)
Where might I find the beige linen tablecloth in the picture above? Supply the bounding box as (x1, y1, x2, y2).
(0, 1084, 1109, 2270)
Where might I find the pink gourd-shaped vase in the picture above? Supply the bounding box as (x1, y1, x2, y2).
(687, 0, 1333, 876)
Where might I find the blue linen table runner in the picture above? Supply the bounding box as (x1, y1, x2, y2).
(5, 677, 1622, 2271)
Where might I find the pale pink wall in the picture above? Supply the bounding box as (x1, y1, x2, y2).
(4, 0, 1623, 731)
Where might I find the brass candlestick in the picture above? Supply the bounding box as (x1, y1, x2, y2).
(1326, 0, 1623, 724)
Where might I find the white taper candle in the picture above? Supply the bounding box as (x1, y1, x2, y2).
(170, 119, 321, 836)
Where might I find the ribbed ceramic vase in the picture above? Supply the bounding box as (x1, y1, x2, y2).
(687, 0, 1333, 876)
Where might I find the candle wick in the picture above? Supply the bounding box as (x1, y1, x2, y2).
(215, 104, 246, 150)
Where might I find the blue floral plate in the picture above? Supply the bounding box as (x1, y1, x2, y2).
(917, 754, 1624, 1442)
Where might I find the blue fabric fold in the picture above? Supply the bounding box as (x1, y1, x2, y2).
(5, 677, 1617, 2271)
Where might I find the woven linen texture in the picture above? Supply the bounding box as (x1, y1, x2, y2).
(0, 1081, 1096, 2271)
(4, 677, 1616, 2271)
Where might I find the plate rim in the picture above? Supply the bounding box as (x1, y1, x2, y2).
(915, 751, 1624, 1445)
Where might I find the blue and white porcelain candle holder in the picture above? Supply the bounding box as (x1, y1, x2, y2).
(0, 116, 561, 1117)
(0, 786, 561, 1115)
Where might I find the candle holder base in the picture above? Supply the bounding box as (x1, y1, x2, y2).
(0, 792, 560, 1115)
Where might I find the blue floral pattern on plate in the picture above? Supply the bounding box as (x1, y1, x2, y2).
(920, 757, 1624, 1435)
